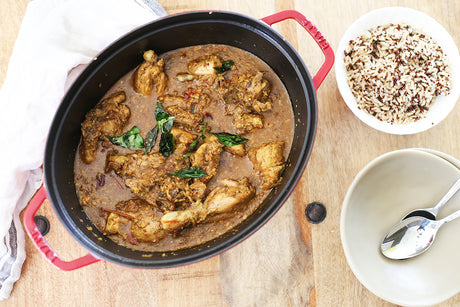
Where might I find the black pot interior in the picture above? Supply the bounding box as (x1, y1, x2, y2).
(44, 11, 317, 268)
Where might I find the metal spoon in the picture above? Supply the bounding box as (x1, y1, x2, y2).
(381, 208, 460, 260)
(401, 178, 460, 220)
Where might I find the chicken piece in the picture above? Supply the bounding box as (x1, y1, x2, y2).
(224, 144, 246, 157)
(123, 177, 187, 211)
(159, 94, 188, 109)
(233, 113, 264, 133)
(248, 141, 286, 190)
(183, 87, 212, 113)
(190, 134, 224, 183)
(160, 205, 207, 232)
(157, 175, 195, 204)
(131, 213, 165, 243)
(105, 150, 194, 209)
(123, 177, 159, 206)
(155, 72, 168, 95)
(188, 54, 222, 75)
(170, 127, 196, 155)
(161, 178, 255, 231)
(189, 181, 207, 201)
(221, 72, 273, 114)
(248, 72, 272, 112)
(105, 150, 166, 178)
(165, 105, 203, 131)
(104, 213, 120, 234)
(79, 91, 130, 164)
(204, 178, 255, 213)
(160, 88, 211, 115)
(133, 50, 168, 96)
(106, 150, 164, 204)
(165, 154, 192, 176)
(117, 199, 166, 243)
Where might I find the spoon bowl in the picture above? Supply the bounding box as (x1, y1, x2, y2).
(381, 207, 460, 260)
(381, 216, 441, 259)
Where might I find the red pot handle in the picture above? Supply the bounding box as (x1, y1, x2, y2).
(23, 184, 101, 271)
(261, 10, 335, 91)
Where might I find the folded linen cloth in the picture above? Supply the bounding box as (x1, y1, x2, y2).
(0, 0, 166, 300)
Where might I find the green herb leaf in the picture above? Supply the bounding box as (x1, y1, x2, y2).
(167, 166, 208, 179)
(158, 116, 175, 133)
(214, 60, 234, 74)
(150, 101, 176, 157)
(183, 123, 207, 157)
(155, 101, 168, 120)
(144, 125, 159, 154)
(211, 132, 249, 147)
(159, 131, 175, 157)
(155, 102, 175, 133)
(108, 126, 144, 149)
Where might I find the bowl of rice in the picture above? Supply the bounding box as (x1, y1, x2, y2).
(336, 7, 460, 134)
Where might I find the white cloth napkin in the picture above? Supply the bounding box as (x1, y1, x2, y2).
(0, 0, 166, 300)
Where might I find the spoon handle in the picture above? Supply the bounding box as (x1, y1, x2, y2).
(433, 178, 460, 213)
(440, 207, 460, 224)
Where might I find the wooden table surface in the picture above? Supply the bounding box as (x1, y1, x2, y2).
(1, 0, 459, 306)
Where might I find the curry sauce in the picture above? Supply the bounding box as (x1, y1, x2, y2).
(74, 44, 294, 252)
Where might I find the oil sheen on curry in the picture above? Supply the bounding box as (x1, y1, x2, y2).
(74, 44, 294, 252)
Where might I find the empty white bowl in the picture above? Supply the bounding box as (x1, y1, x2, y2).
(341, 149, 460, 306)
(336, 7, 460, 134)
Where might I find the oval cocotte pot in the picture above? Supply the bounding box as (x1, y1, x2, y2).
(24, 10, 334, 269)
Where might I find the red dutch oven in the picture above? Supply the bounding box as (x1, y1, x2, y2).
(23, 10, 334, 270)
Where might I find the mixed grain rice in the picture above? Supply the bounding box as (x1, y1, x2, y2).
(344, 23, 451, 124)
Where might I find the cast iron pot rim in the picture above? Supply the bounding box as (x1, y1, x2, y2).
(44, 10, 317, 268)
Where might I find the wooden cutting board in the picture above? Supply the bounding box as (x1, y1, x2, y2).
(1, 0, 459, 306)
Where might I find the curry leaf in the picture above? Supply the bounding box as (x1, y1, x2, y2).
(183, 123, 207, 157)
(167, 166, 208, 179)
(108, 126, 144, 149)
(214, 60, 234, 74)
(158, 116, 175, 133)
(144, 125, 159, 154)
(150, 101, 176, 156)
(159, 131, 175, 157)
(155, 101, 169, 120)
(155, 102, 175, 133)
(211, 132, 248, 147)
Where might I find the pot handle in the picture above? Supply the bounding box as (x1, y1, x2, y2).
(23, 184, 101, 271)
(261, 10, 334, 91)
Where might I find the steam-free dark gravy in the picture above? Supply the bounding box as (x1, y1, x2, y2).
(74, 44, 294, 252)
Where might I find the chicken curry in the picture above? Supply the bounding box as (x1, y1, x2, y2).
(74, 44, 294, 252)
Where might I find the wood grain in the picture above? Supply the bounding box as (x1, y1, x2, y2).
(1, 0, 460, 306)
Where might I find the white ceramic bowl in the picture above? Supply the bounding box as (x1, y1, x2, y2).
(336, 7, 460, 135)
(341, 149, 460, 306)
